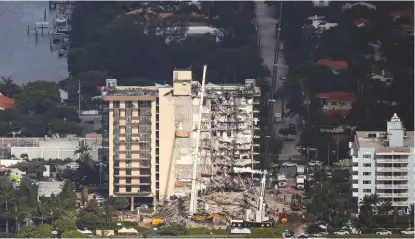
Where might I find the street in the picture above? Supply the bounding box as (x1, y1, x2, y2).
(256, 2, 306, 234)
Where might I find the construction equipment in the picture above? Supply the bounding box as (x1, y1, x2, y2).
(290, 194, 302, 211)
(151, 218, 165, 225)
(189, 65, 207, 216)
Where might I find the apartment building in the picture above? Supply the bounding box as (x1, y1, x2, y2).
(102, 69, 261, 207)
(350, 113, 414, 213)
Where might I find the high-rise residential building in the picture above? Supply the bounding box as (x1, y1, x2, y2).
(350, 113, 414, 213)
(102, 70, 261, 208)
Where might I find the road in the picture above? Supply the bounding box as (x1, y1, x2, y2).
(256, 1, 301, 163)
(256, 3, 306, 234)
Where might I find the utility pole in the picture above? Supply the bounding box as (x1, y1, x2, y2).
(78, 80, 81, 116)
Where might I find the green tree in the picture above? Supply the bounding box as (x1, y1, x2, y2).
(14, 81, 60, 114)
(0, 178, 15, 234)
(54, 219, 77, 232)
(77, 210, 105, 230)
(62, 230, 88, 238)
(159, 223, 188, 236)
(0, 76, 21, 97)
(103, 196, 129, 226)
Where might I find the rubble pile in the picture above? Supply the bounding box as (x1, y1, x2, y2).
(152, 197, 188, 224)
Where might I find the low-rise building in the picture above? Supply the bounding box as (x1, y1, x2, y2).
(37, 181, 65, 201)
(315, 91, 357, 118)
(350, 114, 414, 213)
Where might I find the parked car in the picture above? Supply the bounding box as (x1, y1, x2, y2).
(376, 230, 392, 236)
(401, 228, 415, 235)
(281, 162, 297, 167)
(334, 230, 350, 235)
(312, 232, 328, 237)
(308, 161, 323, 167)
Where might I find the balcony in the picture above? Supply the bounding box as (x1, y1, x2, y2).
(376, 176, 408, 180)
(352, 156, 358, 163)
(352, 175, 358, 180)
(113, 191, 152, 196)
(377, 193, 408, 198)
(377, 158, 409, 163)
(376, 167, 408, 172)
(352, 192, 358, 197)
(352, 184, 358, 189)
(352, 166, 359, 171)
(392, 201, 409, 206)
(376, 184, 409, 189)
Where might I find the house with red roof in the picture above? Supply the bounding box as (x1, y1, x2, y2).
(0, 94, 16, 111)
(316, 59, 349, 70)
(389, 9, 414, 36)
(316, 91, 357, 118)
(352, 18, 370, 28)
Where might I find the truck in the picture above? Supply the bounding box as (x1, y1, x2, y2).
(296, 165, 305, 176)
(296, 175, 305, 190)
(274, 113, 282, 123)
(276, 174, 287, 188)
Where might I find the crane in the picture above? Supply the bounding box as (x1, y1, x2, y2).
(189, 65, 207, 216)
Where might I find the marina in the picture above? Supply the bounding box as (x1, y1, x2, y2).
(26, 1, 74, 57)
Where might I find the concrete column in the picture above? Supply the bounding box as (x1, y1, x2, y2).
(130, 197, 134, 211)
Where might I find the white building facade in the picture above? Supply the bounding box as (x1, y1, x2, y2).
(350, 114, 414, 213)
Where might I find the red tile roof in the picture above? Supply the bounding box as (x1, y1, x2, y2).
(324, 109, 352, 118)
(0, 95, 15, 110)
(399, 24, 414, 31)
(316, 91, 357, 101)
(389, 9, 414, 19)
(353, 18, 370, 26)
(316, 59, 349, 70)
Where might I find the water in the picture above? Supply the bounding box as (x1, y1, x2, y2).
(0, 1, 68, 84)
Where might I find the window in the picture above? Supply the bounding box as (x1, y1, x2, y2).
(156, 114, 159, 122)
(340, 102, 346, 107)
(363, 163, 371, 167)
(126, 169, 131, 175)
(156, 182, 159, 189)
(126, 101, 133, 108)
(126, 186, 131, 192)
(368, 133, 376, 138)
(363, 180, 371, 184)
(156, 174, 159, 181)
(113, 101, 120, 108)
(156, 131, 159, 138)
(114, 169, 119, 175)
(126, 178, 131, 184)
(156, 148, 159, 155)
(114, 186, 119, 192)
(156, 156, 159, 164)
(156, 140, 159, 147)
(363, 172, 371, 176)
(363, 189, 371, 193)
(363, 154, 371, 159)
(126, 160, 132, 167)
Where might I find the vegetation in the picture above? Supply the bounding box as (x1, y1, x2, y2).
(278, 1, 414, 132)
(0, 78, 82, 137)
(0, 175, 129, 236)
(66, 2, 265, 96)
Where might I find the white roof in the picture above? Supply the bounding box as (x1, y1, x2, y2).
(37, 181, 65, 198)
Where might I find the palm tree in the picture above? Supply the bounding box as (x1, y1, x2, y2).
(0, 76, 20, 97)
(0, 179, 15, 235)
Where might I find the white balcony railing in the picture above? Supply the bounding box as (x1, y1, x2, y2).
(377, 159, 409, 163)
(376, 167, 408, 172)
(376, 184, 409, 189)
(352, 175, 359, 180)
(392, 202, 409, 206)
(378, 193, 408, 198)
(353, 184, 358, 189)
(352, 156, 358, 163)
(352, 192, 358, 197)
(352, 166, 359, 171)
(377, 176, 409, 180)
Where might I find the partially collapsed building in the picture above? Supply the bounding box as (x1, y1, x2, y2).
(102, 69, 261, 207)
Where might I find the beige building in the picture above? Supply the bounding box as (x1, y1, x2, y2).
(102, 70, 261, 207)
